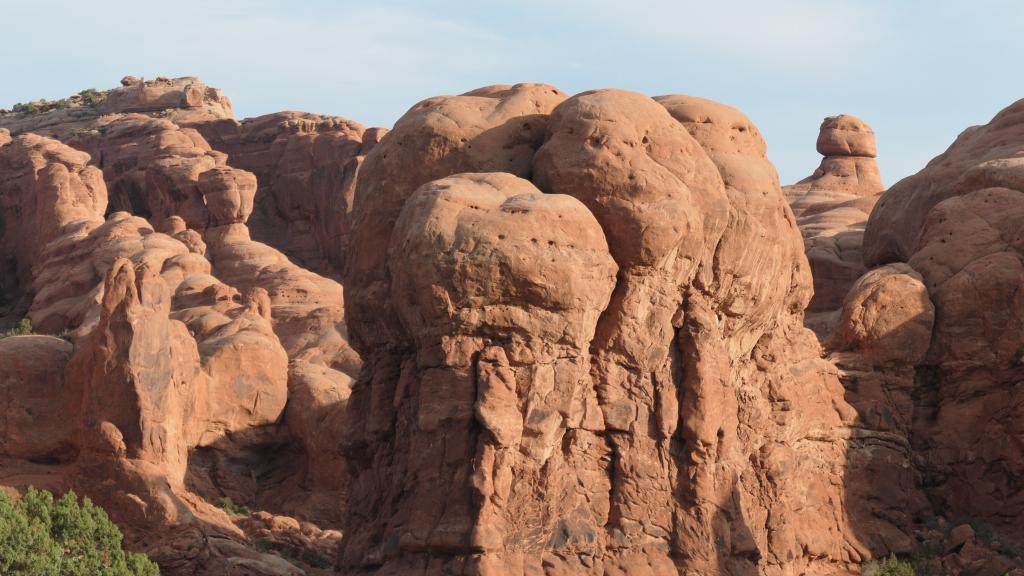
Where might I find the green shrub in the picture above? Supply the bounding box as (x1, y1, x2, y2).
(216, 496, 250, 517)
(301, 548, 332, 569)
(11, 100, 68, 115)
(253, 538, 273, 553)
(998, 539, 1024, 559)
(0, 488, 159, 575)
(1, 318, 33, 338)
(12, 102, 39, 114)
(863, 554, 916, 576)
(77, 89, 104, 107)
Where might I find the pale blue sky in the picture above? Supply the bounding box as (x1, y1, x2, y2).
(3, 0, 1023, 185)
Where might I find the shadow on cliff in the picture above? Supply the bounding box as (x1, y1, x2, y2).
(184, 423, 345, 528)
(834, 311, 935, 564)
(0, 252, 29, 331)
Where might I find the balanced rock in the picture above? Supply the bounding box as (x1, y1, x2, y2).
(784, 114, 884, 335)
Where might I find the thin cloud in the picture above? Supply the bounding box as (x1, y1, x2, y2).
(2, 0, 1024, 184)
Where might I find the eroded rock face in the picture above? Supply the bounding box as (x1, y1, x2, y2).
(345, 83, 568, 352)
(341, 86, 872, 575)
(784, 114, 884, 335)
(907, 187, 1024, 534)
(0, 129, 329, 574)
(0, 336, 76, 461)
(832, 100, 1024, 547)
(0, 134, 107, 321)
(195, 112, 379, 277)
(5, 76, 1024, 576)
(655, 95, 811, 353)
(864, 99, 1024, 265)
(63, 114, 250, 230)
(378, 172, 617, 567)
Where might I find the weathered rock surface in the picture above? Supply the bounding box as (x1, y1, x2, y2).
(338, 86, 886, 575)
(345, 83, 568, 354)
(0, 76, 231, 140)
(864, 98, 1024, 265)
(195, 112, 383, 277)
(0, 134, 107, 324)
(906, 187, 1024, 537)
(829, 263, 934, 366)
(0, 117, 349, 573)
(61, 114, 246, 230)
(784, 114, 884, 336)
(3, 76, 1024, 576)
(0, 336, 76, 461)
(833, 99, 1024, 551)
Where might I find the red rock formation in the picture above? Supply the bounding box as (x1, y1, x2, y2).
(101, 76, 232, 123)
(340, 86, 876, 575)
(0, 336, 76, 461)
(194, 112, 383, 277)
(0, 134, 106, 324)
(864, 99, 1024, 265)
(0, 127, 341, 573)
(784, 114, 885, 336)
(829, 263, 934, 366)
(3, 76, 1024, 576)
(837, 99, 1024, 549)
(0, 76, 231, 141)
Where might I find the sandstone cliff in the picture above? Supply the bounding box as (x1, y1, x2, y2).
(0, 77, 1022, 576)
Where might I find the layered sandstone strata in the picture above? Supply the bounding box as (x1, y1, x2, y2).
(784, 114, 885, 336)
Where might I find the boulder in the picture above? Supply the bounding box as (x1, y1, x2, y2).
(0, 336, 77, 461)
(345, 83, 568, 351)
(829, 263, 935, 366)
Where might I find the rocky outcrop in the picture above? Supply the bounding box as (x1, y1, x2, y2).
(906, 187, 1024, 538)
(101, 76, 232, 122)
(61, 114, 245, 230)
(345, 83, 568, 354)
(0, 76, 231, 140)
(784, 114, 885, 336)
(791, 114, 882, 199)
(834, 99, 1024, 548)
(0, 127, 343, 573)
(195, 112, 384, 277)
(340, 86, 883, 575)
(0, 134, 106, 325)
(4, 75, 1024, 576)
(864, 99, 1024, 266)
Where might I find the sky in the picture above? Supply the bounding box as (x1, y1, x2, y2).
(2, 0, 1024, 185)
